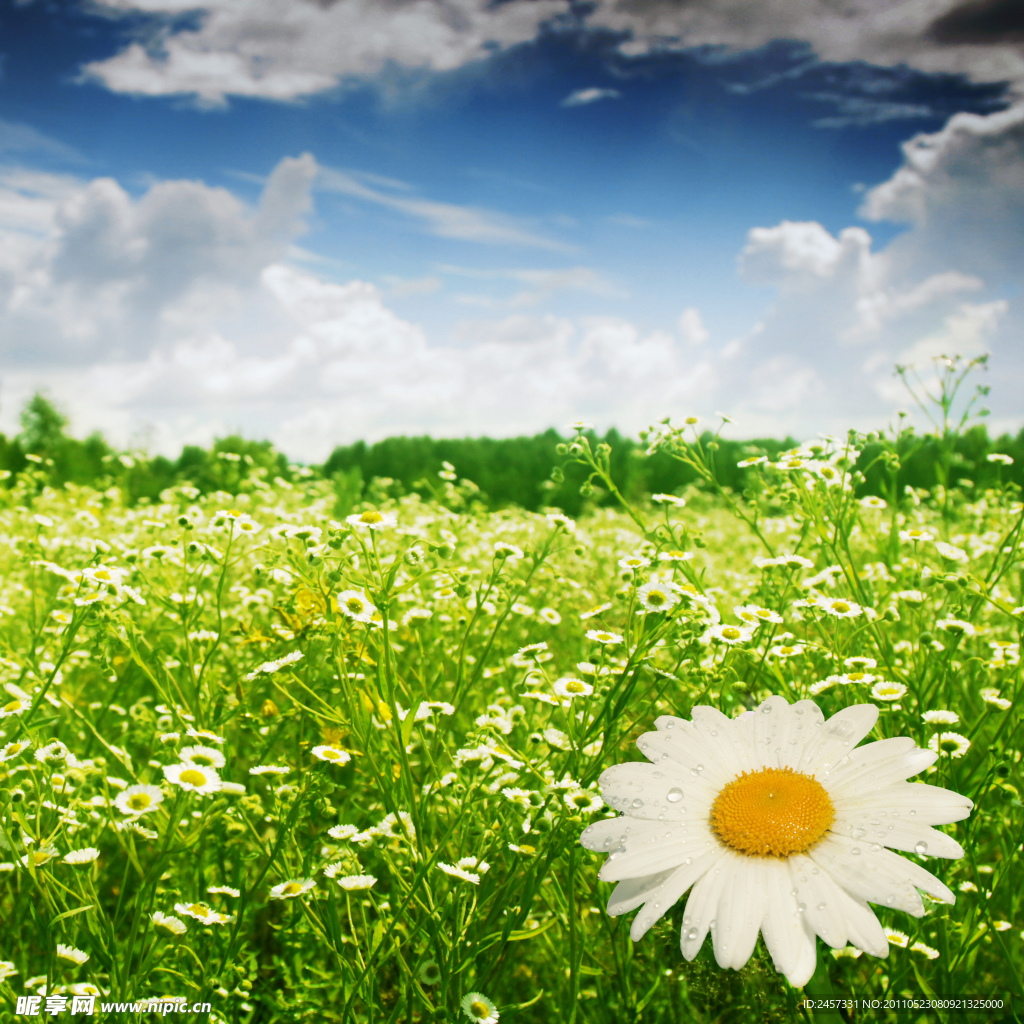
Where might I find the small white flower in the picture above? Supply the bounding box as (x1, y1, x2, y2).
(175, 901, 231, 924)
(269, 878, 316, 900)
(152, 911, 187, 936)
(934, 541, 968, 562)
(922, 710, 960, 725)
(114, 785, 164, 816)
(179, 745, 226, 769)
(163, 763, 222, 794)
(207, 886, 240, 897)
(652, 494, 686, 507)
(437, 862, 480, 885)
(987, 453, 1013, 465)
(899, 528, 934, 544)
(936, 617, 976, 637)
(63, 848, 100, 866)
(461, 991, 500, 1023)
(619, 555, 651, 570)
(929, 732, 971, 758)
(870, 681, 906, 702)
(346, 509, 396, 531)
(336, 874, 377, 891)
(636, 582, 680, 613)
(816, 596, 862, 619)
(335, 590, 377, 623)
(56, 944, 89, 965)
(586, 629, 623, 645)
(553, 677, 593, 698)
(702, 623, 755, 645)
(311, 746, 351, 765)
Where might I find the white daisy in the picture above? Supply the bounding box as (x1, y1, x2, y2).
(63, 848, 100, 866)
(461, 992, 499, 1023)
(174, 901, 231, 924)
(345, 509, 397, 531)
(928, 732, 971, 758)
(580, 695, 972, 987)
(163, 763, 222, 794)
(335, 590, 377, 623)
(702, 623, 755, 645)
(586, 629, 623, 645)
(114, 785, 164, 816)
(152, 911, 187, 937)
(437, 862, 480, 884)
(56, 944, 89, 965)
(336, 874, 377, 891)
(178, 745, 226, 769)
(922, 710, 959, 726)
(269, 878, 316, 900)
(816, 596, 862, 619)
(636, 582, 680, 613)
(553, 677, 593, 699)
(311, 746, 351, 766)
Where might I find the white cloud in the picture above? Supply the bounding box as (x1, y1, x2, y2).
(317, 166, 572, 252)
(679, 307, 709, 346)
(82, 0, 567, 104)
(561, 87, 621, 107)
(860, 103, 1024, 283)
(438, 263, 625, 306)
(0, 153, 317, 362)
(78, 1, 1024, 107)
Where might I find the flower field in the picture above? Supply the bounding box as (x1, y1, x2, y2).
(0, 405, 1021, 1022)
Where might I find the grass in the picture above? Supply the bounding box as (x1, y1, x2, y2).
(0, 364, 1021, 1023)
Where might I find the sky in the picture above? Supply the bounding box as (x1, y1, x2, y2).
(0, 0, 1022, 461)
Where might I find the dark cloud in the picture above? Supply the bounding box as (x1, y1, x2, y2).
(929, 0, 1024, 45)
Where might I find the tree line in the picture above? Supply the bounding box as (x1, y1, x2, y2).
(1, 393, 1021, 514)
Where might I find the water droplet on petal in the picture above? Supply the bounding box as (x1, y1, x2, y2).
(797, 903, 806, 913)
(653, 771, 663, 779)
(915, 841, 928, 856)
(762, 704, 772, 714)
(686, 928, 698, 941)
(851, 848, 861, 855)
(886, 895, 896, 906)
(632, 798, 644, 809)
(817, 902, 826, 911)
(667, 788, 684, 803)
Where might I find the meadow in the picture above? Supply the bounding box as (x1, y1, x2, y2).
(0, 360, 1020, 1023)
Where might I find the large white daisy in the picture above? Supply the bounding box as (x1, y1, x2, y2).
(580, 695, 972, 986)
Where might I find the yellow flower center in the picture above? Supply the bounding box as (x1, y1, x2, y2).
(180, 769, 207, 787)
(127, 794, 152, 810)
(833, 601, 850, 613)
(190, 754, 215, 766)
(848, 672, 865, 682)
(646, 590, 667, 606)
(721, 627, 741, 640)
(565, 681, 585, 694)
(711, 767, 834, 858)
(359, 511, 383, 524)
(188, 903, 209, 915)
(283, 882, 304, 895)
(95, 570, 111, 581)
(469, 1001, 490, 1020)
(320, 748, 342, 760)
(3, 699, 23, 713)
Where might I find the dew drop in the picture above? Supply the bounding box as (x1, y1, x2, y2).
(851, 848, 861, 855)
(667, 787, 684, 803)
(666, 721, 675, 729)
(661, 753, 670, 760)
(885, 895, 896, 906)
(684, 857, 692, 865)
(690, 769, 699, 777)
(909, 809, 917, 817)
(870, 844, 882, 853)
(632, 798, 644, 809)
(696, 764, 705, 772)
(710, 730, 718, 737)
(811, 868, 819, 875)
(762, 704, 773, 714)
(686, 928, 698, 941)
(797, 903, 806, 913)
(816, 902, 826, 911)
(658, 812, 665, 820)
(652, 772, 664, 779)
(915, 841, 928, 856)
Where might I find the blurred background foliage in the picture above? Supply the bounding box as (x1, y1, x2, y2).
(1, 393, 1021, 515)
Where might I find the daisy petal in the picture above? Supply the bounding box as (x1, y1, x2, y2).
(680, 853, 734, 961)
(598, 761, 702, 821)
(713, 856, 767, 970)
(645, 717, 739, 787)
(831, 816, 964, 859)
(598, 822, 720, 882)
(761, 859, 814, 983)
(840, 893, 889, 958)
(628, 848, 724, 940)
(825, 745, 937, 798)
(788, 853, 849, 948)
(606, 868, 678, 916)
(840, 782, 973, 825)
(800, 704, 879, 774)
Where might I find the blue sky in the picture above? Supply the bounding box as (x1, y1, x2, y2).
(0, 0, 1022, 459)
